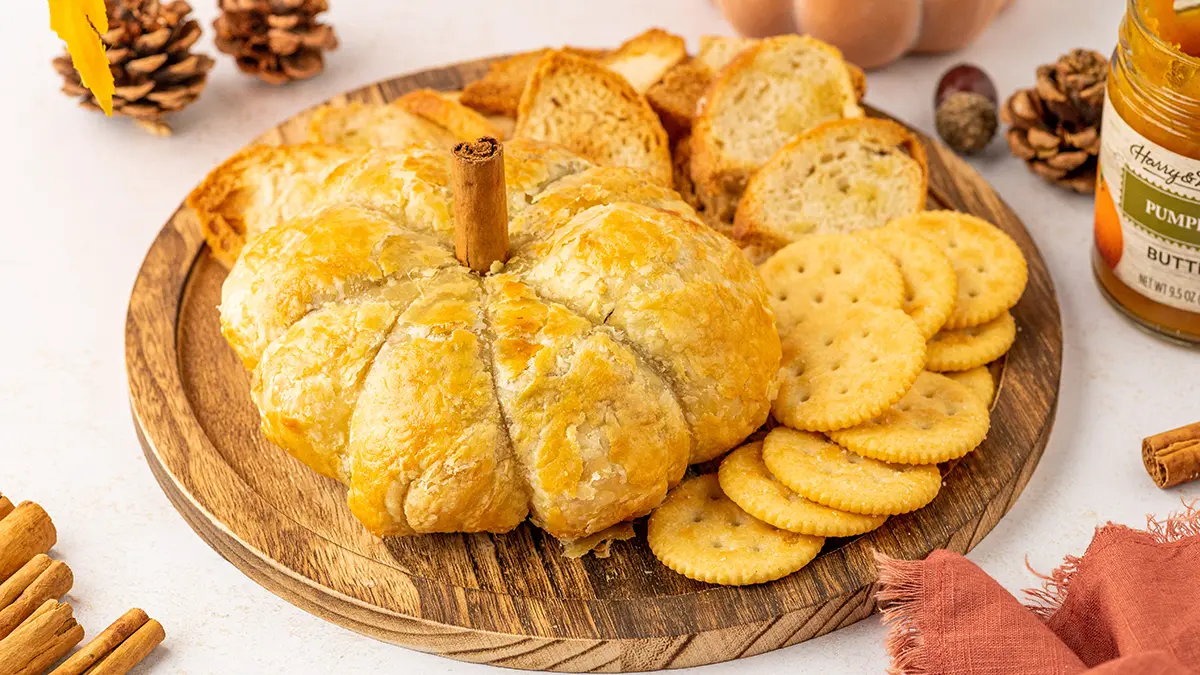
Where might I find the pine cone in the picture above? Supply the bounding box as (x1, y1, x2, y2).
(1001, 49, 1108, 194)
(53, 0, 214, 136)
(214, 0, 338, 85)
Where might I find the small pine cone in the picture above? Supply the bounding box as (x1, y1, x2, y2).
(53, 0, 214, 135)
(214, 0, 338, 85)
(1001, 49, 1107, 194)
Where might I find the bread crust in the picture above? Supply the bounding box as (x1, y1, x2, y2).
(734, 118, 928, 254)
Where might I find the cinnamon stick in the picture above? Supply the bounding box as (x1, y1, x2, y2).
(1143, 421, 1200, 488)
(0, 495, 13, 522)
(83, 618, 165, 675)
(452, 136, 509, 274)
(49, 608, 149, 675)
(12, 623, 83, 675)
(0, 600, 81, 675)
(0, 555, 51, 611)
(0, 502, 56, 582)
(0, 560, 72, 640)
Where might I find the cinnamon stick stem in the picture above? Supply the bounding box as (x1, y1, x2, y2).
(0, 495, 13, 522)
(0, 502, 56, 582)
(452, 136, 509, 274)
(83, 618, 165, 675)
(0, 600, 80, 675)
(1143, 421, 1200, 488)
(0, 560, 73, 640)
(49, 608, 149, 675)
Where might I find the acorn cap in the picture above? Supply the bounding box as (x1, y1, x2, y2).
(936, 91, 998, 155)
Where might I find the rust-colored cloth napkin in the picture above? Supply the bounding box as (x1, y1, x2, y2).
(875, 504, 1200, 674)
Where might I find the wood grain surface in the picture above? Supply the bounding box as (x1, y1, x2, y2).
(125, 57, 1063, 672)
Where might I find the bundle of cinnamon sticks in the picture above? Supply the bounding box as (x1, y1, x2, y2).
(0, 494, 164, 675)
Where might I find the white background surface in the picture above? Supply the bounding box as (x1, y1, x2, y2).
(2, 0, 1199, 673)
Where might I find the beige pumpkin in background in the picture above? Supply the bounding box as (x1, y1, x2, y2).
(715, 0, 1012, 69)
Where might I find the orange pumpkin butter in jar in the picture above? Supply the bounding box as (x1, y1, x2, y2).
(1095, 0, 1200, 345)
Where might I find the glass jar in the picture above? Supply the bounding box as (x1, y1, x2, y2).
(1094, 0, 1200, 345)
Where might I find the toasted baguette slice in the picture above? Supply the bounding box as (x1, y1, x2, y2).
(697, 35, 866, 101)
(734, 118, 927, 254)
(187, 144, 357, 266)
(460, 46, 606, 117)
(646, 58, 714, 141)
(697, 35, 757, 73)
(460, 29, 683, 117)
(690, 35, 863, 226)
(515, 51, 672, 186)
(394, 89, 503, 140)
(601, 28, 687, 93)
(309, 90, 501, 149)
(309, 101, 457, 148)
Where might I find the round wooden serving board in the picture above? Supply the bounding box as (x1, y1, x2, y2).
(126, 57, 1062, 672)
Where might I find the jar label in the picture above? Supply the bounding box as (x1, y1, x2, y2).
(1097, 96, 1200, 312)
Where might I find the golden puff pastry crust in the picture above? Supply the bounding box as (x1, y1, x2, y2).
(213, 140, 779, 541)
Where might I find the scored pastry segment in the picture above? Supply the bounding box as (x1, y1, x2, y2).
(890, 210, 1028, 329)
(759, 233, 906, 333)
(761, 428, 942, 516)
(507, 165, 701, 249)
(345, 268, 530, 537)
(519, 199, 780, 464)
(718, 442, 888, 537)
(220, 204, 454, 370)
(484, 274, 690, 540)
(829, 371, 991, 465)
(647, 474, 825, 586)
(926, 311, 1017, 372)
(253, 291, 413, 482)
(772, 306, 926, 432)
(856, 227, 958, 339)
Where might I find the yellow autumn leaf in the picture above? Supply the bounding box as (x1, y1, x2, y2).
(49, 0, 114, 116)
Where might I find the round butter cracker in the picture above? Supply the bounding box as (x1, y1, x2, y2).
(759, 233, 905, 333)
(761, 428, 941, 516)
(719, 442, 887, 537)
(773, 306, 925, 432)
(945, 366, 996, 407)
(647, 474, 825, 586)
(829, 371, 990, 465)
(856, 228, 957, 339)
(926, 311, 1016, 372)
(891, 211, 1027, 329)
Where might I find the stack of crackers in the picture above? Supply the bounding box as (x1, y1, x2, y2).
(649, 212, 1028, 586)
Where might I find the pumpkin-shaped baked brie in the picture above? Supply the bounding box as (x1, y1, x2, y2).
(199, 138, 780, 541)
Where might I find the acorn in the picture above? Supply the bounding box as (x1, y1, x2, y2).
(934, 64, 999, 155)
